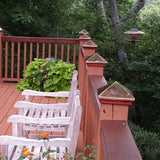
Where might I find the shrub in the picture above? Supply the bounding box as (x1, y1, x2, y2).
(16, 58, 75, 92)
(129, 121, 160, 160)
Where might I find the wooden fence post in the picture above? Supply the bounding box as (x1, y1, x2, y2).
(98, 81, 135, 121)
(85, 53, 107, 159)
(97, 81, 135, 159)
(0, 28, 3, 83)
(98, 82, 135, 158)
(78, 30, 91, 131)
(97, 82, 139, 159)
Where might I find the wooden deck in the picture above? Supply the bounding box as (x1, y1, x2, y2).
(0, 83, 83, 153)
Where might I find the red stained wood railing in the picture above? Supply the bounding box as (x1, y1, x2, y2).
(11, 42, 14, 78)
(5, 41, 8, 79)
(78, 32, 142, 160)
(0, 35, 79, 82)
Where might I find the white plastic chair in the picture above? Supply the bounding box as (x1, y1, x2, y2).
(8, 70, 79, 137)
(0, 95, 82, 160)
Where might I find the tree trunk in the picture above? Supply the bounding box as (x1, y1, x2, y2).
(107, 0, 146, 63)
(96, 0, 106, 18)
(130, 0, 146, 15)
(107, 0, 127, 63)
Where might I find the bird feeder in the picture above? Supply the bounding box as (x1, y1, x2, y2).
(124, 28, 145, 43)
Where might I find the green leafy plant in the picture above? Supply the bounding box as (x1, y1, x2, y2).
(129, 121, 160, 160)
(16, 58, 75, 92)
(75, 145, 97, 160)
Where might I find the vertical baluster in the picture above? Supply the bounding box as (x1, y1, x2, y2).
(48, 43, 51, 58)
(55, 44, 57, 60)
(17, 42, 20, 80)
(0, 29, 3, 83)
(11, 42, 14, 78)
(36, 43, 39, 59)
(5, 41, 8, 79)
(61, 44, 64, 61)
(73, 44, 76, 64)
(30, 42, 33, 62)
(24, 42, 27, 71)
(67, 44, 70, 63)
(42, 43, 45, 58)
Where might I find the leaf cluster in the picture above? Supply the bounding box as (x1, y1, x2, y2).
(129, 121, 160, 160)
(16, 58, 75, 92)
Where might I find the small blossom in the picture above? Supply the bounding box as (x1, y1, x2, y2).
(24, 150, 30, 157)
(91, 155, 96, 159)
(46, 154, 51, 159)
(46, 67, 49, 71)
(41, 63, 45, 67)
(28, 74, 31, 77)
(41, 132, 48, 139)
(33, 79, 35, 83)
(32, 72, 35, 74)
(22, 147, 28, 152)
(43, 84, 46, 87)
(40, 70, 43, 73)
(41, 61, 48, 67)
(63, 155, 69, 159)
(43, 75, 47, 79)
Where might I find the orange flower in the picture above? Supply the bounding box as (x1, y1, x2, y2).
(63, 155, 69, 159)
(91, 155, 96, 159)
(24, 150, 31, 157)
(40, 70, 43, 73)
(46, 67, 49, 71)
(22, 147, 28, 152)
(41, 132, 48, 139)
(43, 84, 46, 87)
(43, 75, 47, 79)
(46, 154, 51, 159)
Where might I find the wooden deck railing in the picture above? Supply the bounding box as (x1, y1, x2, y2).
(0, 29, 79, 82)
(78, 31, 142, 160)
(0, 28, 142, 159)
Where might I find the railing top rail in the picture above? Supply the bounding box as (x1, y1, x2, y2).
(1, 36, 79, 44)
(101, 120, 142, 160)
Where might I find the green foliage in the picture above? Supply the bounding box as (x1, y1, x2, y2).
(121, 1, 160, 133)
(75, 145, 97, 160)
(16, 58, 75, 92)
(129, 121, 160, 160)
(94, 0, 160, 134)
(0, 0, 75, 37)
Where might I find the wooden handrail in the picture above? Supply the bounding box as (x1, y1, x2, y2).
(1, 36, 79, 43)
(101, 120, 142, 160)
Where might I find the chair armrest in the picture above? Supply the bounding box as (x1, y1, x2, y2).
(15, 101, 69, 110)
(0, 135, 70, 146)
(22, 89, 70, 100)
(8, 115, 71, 125)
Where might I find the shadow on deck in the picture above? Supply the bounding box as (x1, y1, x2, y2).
(0, 83, 84, 154)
